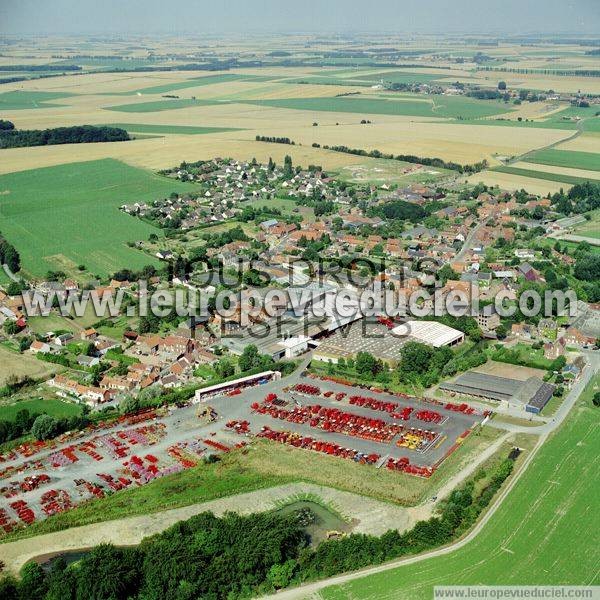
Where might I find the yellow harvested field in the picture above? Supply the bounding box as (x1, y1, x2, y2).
(512, 161, 600, 181)
(0, 134, 368, 175)
(0, 347, 62, 386)
(461, 170, 567, 195)
(556, 132, 600, 153)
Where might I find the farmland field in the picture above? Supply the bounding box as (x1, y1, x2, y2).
(104, 122, 243, 135)
(0, 158, 196, 278)
(491, 165, 595, 185)
(0, 90, 74, 110)
(130, 73, 275, 95)
(573, 210, 600, 240)
(104, 98, 224, 113)
(242, 95, 514, 119)
(320, 390, 599, 599)
(523, 148, 600, 171)
(0, 347, 62, 386)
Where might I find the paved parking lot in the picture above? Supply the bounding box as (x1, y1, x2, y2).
(0, 374, 483, 533)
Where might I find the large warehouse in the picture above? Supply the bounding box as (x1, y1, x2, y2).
(439, 371, 555, 413)
(391, 321, 465, 348)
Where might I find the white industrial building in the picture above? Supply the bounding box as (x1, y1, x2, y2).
(391, 320, 464, 348)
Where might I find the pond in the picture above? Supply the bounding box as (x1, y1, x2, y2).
(271, 500, 353, 545)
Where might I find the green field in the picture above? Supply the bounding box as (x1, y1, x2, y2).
(104, 122, 242, 135)
(492, 165, 597, 185)
(0, 158, 195, 277)
(0, 398, 82, 421)
(104, 98, 224, 113)
(355, 70, 444, 84)
(573, 210, 600, 240)
(242, 94, 514, 119)
(131, 73, 274, 95)
(0, 90, 74, 110)
(454, 106, 600, 131)
(523, 149, 600, 171)
(321, 381, 600, 599)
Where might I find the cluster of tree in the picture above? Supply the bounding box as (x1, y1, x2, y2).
(397, 341, 455, 387)
(201, 226, 249, 249)
(574, 253, 600, 282)
(551, 182, 600, 216)
(0, 120, 14, 131)
(0, 233, 21, 273)
(317, 144, 488, 175)
(480, 65, 600, 78)
(239, 205, 283, 223)
(112, 265, 158, 282)
(466, 89, 509, 101)
(238, 344, 276, 372)
(0, 456, 516, 599)
(297, 233, 331, 261)
(0, 408, 90, 445)
(255, 135, 296, 145)
(377, 200, 427, 223)
(0, 125, 130, 149)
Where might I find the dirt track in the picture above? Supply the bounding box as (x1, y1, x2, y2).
(0, 482, 423, 574)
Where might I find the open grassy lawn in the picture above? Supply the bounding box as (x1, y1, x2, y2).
(321, 391, 599, 599)
(488, 343, 554, 371)
(104, 122, 243, 135)
(104, 98, 224, 113)
(491, 165, 594, 185)
(573, 210, 600, 240)
(0, 158, 194, 278)
(523, 149, 600, 172)
(0, 346, 61, 386)
(0, 90, 74, 110)
(0, 397, 82, 421)
(241, 94, 514, 119)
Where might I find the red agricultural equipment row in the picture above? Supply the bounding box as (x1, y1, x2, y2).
(349, 394, 412, 420)
(48, 446, 78, 467)
(386, 457, 434, 478)
(293, 383, 321, 396)
(203, 439, 231, 453)
(40, 489, 72, 516)
(1, 473, 51, 499)
(445, 402, 476, 415)
(118, 409, 158, 426)
(98, 473, 132, 492)
(10, 499, 35, 524)
(257, 426, 380, 465)
(166, 446, 197, 469)
(254, 397, 404, 444)
(74, 478, 105, 500)
(414, 410, 443, 424)
(77, 440, 104, 462)
(226, 420, 251, 435)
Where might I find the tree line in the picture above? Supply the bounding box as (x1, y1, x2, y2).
(255, 135, 296, 145)
(0, 233, 21, 273)
(310, 143, 488, 174)
(0, 124, 129, 149)
(0, 407, 90, 446)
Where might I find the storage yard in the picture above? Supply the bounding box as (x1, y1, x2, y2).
(0, 374, 484, 534)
